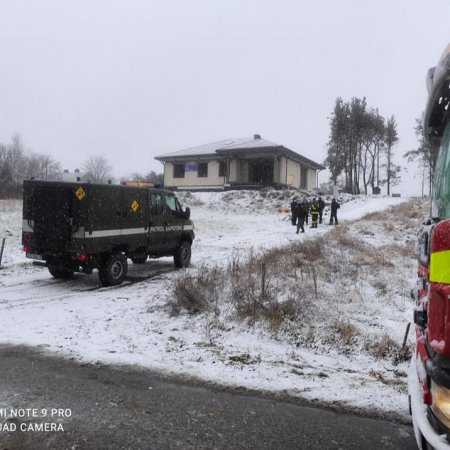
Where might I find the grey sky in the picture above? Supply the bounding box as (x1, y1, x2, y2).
(1, 1, 449, 193)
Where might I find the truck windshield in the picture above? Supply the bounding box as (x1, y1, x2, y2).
(432, 121, 450, 219)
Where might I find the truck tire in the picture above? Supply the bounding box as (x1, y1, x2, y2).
(174, 241, 191, 268)
(48, 265, 74, 279)
(99, 253, 128, 286)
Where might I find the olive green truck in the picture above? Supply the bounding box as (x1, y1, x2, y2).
(22, 180, 194, 286)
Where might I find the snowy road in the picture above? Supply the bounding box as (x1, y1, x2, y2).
(0, 345, 416, 450)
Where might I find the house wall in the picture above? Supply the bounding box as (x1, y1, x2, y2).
(278, 157, 301, 188)
(307, 168, 317, 189)
(161, 155, 319, 190)
(163, 161, 225, 189)
(286, 158, 301, 188)
(229, 159, 238, 183)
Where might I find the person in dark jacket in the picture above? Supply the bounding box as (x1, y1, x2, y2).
(330, 198, 340, 225)
(318, 197, 325, 224)
(310, 198, 320, 228)
(302, 199, 309, 225)
(290, 199, 298, 226)
(295, 202, 306, 233)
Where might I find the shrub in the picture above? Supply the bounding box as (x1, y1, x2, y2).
(171, 266, 223, 315)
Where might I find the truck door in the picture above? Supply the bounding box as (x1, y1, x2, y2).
(163, 193, 185, 249)
(33, 186, 73, 251)
(148, 192, 166, 252)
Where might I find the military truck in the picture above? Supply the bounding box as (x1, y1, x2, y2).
(22, 180, 194, 286)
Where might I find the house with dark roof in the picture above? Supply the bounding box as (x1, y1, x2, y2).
(155, 134, 324, 191)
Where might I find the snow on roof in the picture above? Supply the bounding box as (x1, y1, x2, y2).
(155, 136, 279, 160)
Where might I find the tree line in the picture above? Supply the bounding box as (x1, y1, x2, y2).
(325, 97, 400, 195)
(0, 136, 163, 198)
(0, 134, 62, 197)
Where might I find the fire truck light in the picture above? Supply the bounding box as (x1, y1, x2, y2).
(431, 381, 450, 429)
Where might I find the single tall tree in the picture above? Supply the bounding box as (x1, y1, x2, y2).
(404, 118, 438, 197)
(385, 116, 399, 196)
(83, 156, 113, 183)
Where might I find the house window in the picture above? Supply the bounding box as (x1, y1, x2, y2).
(173, 164, 185, 178)
(198, 162, 208, 178)
(219, 161, 226, 177)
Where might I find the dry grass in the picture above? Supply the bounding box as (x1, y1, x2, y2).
(169, 198, 425, 361)
(171, 265, 224, 315)
(332, 318, 359, 346)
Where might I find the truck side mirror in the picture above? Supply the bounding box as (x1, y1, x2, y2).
(185, 207, 190, 220)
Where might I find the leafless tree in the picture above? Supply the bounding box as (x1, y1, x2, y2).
(27, 153, 62, 180)
(83, 156, 113, 183)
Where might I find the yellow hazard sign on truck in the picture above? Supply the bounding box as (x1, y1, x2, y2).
(131, 200, 139, 212)
(75, 187, 86, 201)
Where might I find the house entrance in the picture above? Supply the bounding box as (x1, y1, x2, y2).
(248, 159, 274, 184)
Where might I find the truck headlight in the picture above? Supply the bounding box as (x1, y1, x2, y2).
(431, 380, 450, 428)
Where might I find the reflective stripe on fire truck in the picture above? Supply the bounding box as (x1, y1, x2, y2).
(430, 250, 450, 284)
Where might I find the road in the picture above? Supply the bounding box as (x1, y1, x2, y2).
(0, 345, 416, 450)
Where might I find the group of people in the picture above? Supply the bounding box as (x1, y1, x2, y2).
(290, 196, 340, 234)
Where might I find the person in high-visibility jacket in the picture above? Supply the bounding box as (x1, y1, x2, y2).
(310, 198, 320, 228)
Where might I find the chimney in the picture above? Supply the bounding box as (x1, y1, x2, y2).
(254, 134, 261, 140)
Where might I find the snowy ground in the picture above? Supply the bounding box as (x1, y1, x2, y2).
(0, 192, 418, 420)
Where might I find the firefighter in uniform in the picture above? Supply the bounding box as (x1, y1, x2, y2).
(310, 198, 320, 228)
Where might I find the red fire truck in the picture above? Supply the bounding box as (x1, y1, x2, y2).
(409, 44, 450, 449)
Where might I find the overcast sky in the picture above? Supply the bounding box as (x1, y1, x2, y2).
(1, 0, 449, 194)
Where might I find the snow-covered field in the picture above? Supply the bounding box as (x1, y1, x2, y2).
(0, 192, 419, 420)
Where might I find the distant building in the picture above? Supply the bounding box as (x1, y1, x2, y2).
(61, 169, 89, 182)
(155, 134, 324, 190)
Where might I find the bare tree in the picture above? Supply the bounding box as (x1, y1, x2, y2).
(27, 153, 62, 180)
(83, 156, 113, 183)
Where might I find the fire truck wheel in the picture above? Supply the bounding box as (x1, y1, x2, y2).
(99, 253, 128, 286)
(48, 265, 74, 279)
(174, 241, 191, 268)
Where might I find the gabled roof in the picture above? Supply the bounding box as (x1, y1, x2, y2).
(155, 135, 324, 170)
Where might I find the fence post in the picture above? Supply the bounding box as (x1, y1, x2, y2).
(0, 238, 5, 267)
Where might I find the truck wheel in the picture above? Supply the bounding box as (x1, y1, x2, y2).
(99, 253, 128, 286)
(48, 265, 74, 279)
(174, 241, 191, 268)
(131, 255, 147, 264)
